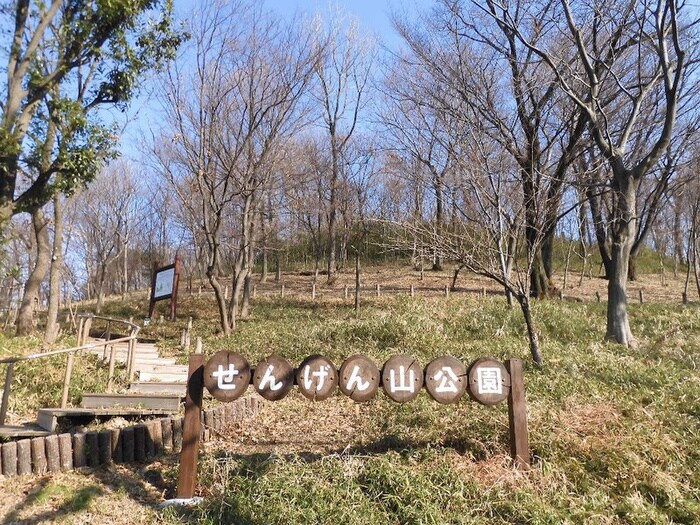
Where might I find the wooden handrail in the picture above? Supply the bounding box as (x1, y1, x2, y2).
(0, 315, 141, 425)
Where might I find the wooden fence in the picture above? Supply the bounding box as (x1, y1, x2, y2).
(0, 396, 261, 478)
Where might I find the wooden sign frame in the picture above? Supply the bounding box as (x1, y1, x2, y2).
(148, 257, 182, 321)
(176, 353, 529, 498)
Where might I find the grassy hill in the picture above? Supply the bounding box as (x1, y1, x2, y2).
(1, 266, 699, 524)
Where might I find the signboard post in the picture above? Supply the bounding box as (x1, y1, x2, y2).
(148, 257, 182, 321)
(175, 351, 530, 498)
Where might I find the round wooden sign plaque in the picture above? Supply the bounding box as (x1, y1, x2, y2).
(253, 355, 295, 401)
(466, 357, 510, 406)
(296, 355, 338, 401)
(381, 355, 423, 403)
(424, 356, 467, 404)
(203, 351, 250, 402)
(338, 355, 380, 402)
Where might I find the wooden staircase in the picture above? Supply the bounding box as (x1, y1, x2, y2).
(35, 338, 188, 432)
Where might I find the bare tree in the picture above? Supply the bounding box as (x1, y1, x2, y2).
(393, 0, 588, 297)
(313, 13, 374, 283)
(155, 1, 319, 334)
(70, 163, 141, 313)
(488, 0, 696, 346)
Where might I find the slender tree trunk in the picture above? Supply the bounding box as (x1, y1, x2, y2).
(516, 294, 543, 366)
(673, 198, 683, 279)
(17, 207, 51, 335)
(327, 139, 339, 283)
(605, 171, 638, 346)
(432, 170, 443, 271)
(122, 241, 128, 299)
(45, 196, 65, 343)
(96, 267, 107, 314)
(586, 176, 613, 278)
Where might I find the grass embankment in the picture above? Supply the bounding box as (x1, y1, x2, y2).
(0, 330, 118, 424)
(161, 294, 700, 525)
(1, 280, 699, 524)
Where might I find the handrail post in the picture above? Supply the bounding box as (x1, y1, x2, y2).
(77, 317, 85, 346)
(107, 345, 116, 393)
(61, 352, 75, 408)
(1, 362, 15, 426)
(127, 332, 137, 382)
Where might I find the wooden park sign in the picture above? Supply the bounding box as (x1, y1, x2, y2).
(148, 257, 182, 321)
(177, 351, 529, 499)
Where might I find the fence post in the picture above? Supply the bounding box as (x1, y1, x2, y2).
(107, 345, 116, 393)
(505, 359, 529, 469)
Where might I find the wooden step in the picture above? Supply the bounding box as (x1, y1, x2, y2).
(80, 393, 181, 411)
(128, 382, 188, 395)
(0, 423, 52, 439)
(37, 407, 177, 432)
(137, 371, 188, 382)
(134, 357, 177, 366)
(132, 364, 188, 374)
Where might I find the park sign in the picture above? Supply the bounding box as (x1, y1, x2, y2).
(200, 352, 512, 406)
(176, 350, 530, 499)
(148, 258, 182, 321)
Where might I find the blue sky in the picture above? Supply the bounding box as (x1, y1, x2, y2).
(115, 0, 435, 161)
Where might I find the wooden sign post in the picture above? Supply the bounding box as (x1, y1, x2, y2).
(176, 351, 530, 497)
(148, 257, 182, 321)
(176, 341, 204, 499)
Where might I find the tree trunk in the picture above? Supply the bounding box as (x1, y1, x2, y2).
(17, 207, 51, 336)
(432, 170, 443, 272)
(627, 255, 638, 282)
(209, 271, 229, 335)
(45, 196, 65, 343)
(516, 295, 543, 366)
(327, 139, 339, 283)
(586, 176, 613, 278)
(95, 269, 106, 314)
(605, 171, 638, 346)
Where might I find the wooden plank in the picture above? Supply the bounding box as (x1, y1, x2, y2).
(128, 382, 187, 395)
(37, 409, 58, 432)
(121, 427, 135, 463)
(506, 359, 530, 470)
(134, 425, 146, 463)
(73, 433, 86, 468)
(0, 424, 51, 439)
(133, 364, 189, 374)
(80, 393, 181, 411)
(17, 439, 31, 476)
(136, 372, 188, 383)
(86, 432, 99, 467)
(161, 417, 173, 451)
(46, 435, 60, 472)
(176, 352, 204, 498)
(98, 430, 112, 464)
(58, 433, 73, 471)
(111, 428, 122, 463)
(2, 440, 17, 476)
(31, 437, 47, 475)
(37, 408, 177, 432)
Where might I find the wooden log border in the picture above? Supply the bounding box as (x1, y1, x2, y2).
(0, 396, 261, 479)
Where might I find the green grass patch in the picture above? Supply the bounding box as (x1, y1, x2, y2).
(157, 293, 700, 524)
